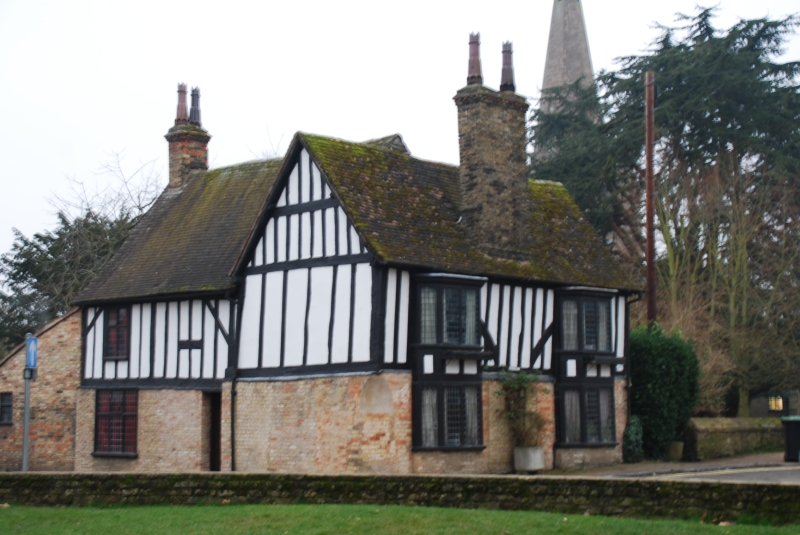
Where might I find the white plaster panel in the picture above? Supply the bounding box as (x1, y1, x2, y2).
(283, 269, 309, 367)
(464, 360, 478, 375)
(277, 187, 287, 207)
(300, 149, 310, 203)
(301, 212, 312, 259)
(324, 208, 336, 257)
(191, 300, 203, 340)
(586, 363, 598, 377)
(139, 304, 152, 378)
(179, 301, 190, 340)
(480, 283, 487, 322)
(104, 360, 115, 380)
(445, 360, 460, 374)
(254, 238, 263, 267)
(216, 300, 231, 378)
(544, 290, 554, 370)
(262, 272, 284, 368)
(84, 308, 96, 379)
(265, 218, 275, 264)
(289, 214, 299, 261)
(288, 164, 299, 205)
(129, 304, 141, 379)
(153, 303, 166, 378)
(567, 359, 577, 377)
(191, 349, 202, 378)
(351, 263, 372, 363)
(316, 163, 329, 198)
(92, 310, 104, 379)
(238, 275, 262, 369)
(617, 296, 626, 357)
(520, 288, 534, 369)
(350, 225, 361, 255)
(331, 266, 352, 364)
(308, 151, 318, 202)
(601, 364, 611, 377)
(306, 267, 334, 365)
(117, 360, 128, 379)
(178, 349, 190, 379)
(383, 269, 397, 363)
(397, 270, 410, 364)
(337, 208, 349, 255)
(203, 303, 216, 378)
(499, 286, 512, 367)
(509, 286, 523, 369)
(277, 216, 287, 263)
(312, 210, 324, 258)
(424, 354, 434, 374)
(166, 302, 179, 378)
(487, 284, 500, 357)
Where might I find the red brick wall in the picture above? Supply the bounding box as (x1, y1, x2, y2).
(233, 373, 557, 475)
(75, 388, 210, 472)
(0, 310, 82, 471)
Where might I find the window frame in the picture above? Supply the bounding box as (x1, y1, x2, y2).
(558, 385, 616, 446)
(93, 389, 138, 458)
(0, 393, 12, 425)
(412, 378, 484, 451)
(103, 305, 132, 361)
(558, 295, 615, 354)
(413, 278, 484, 349)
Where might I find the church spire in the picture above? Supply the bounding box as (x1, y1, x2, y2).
(542, 0, 594, 92)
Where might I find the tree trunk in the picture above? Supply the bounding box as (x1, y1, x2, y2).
(738, 385, 750, 417)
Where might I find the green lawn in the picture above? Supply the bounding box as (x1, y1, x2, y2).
(1, 504, 797, 535)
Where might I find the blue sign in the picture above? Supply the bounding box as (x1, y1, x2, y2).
(25, 336, 37, 369)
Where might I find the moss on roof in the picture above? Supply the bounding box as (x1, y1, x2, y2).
(301, 134, 636, 290)
(76, 158, 282, 303)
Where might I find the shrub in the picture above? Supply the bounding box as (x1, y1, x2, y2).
(622, 415, 644, 463)
(629, 324, 699, 459)
(496, 370, 547, 447)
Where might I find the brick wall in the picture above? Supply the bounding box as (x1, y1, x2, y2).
(75, 388, 210, 472)
(0, 310, 81, 471)
(554, 378, 628, 469)
(233, 373, 558, 475)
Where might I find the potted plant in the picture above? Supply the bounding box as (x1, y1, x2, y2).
(497, 370, 548, 473)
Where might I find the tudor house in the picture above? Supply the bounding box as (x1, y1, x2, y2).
(71, 35, 637, 473)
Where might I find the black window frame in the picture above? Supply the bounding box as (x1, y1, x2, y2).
(411, 275, 486, 451)
(103, 305, 131, 361)
(555, 292, 619, 447)
(0, 393, 12, 425)
(93, 389, 138, 457)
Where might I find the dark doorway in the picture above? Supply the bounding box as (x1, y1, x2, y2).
(206, 392, 221, 471)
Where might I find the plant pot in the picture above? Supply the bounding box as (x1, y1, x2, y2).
(668, 440, 684, 461)
(514, 446, 545, 473)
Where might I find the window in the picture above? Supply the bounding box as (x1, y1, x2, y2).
(560, 296, 612, 352)
(94, 390, 137, 455)
(562, 387, 615, 444)
(418, 284, 480, 346)
(0, 393, 11, 424)
(769, 396, 785, 412)
(104, 306, 130, 360)
(419, 383, 482, 448)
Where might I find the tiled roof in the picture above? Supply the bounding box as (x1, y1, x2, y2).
(75, 158, 282, 303)
(301, 133, 636, 290)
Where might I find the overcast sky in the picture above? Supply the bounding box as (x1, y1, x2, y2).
(0, 0, 798, 260)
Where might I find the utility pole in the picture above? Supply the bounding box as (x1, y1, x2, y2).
(22, 333, 37, 472)
(645, 71, 657, 324)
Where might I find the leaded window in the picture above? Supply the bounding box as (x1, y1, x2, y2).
(417, 284, 480, 347)
(419, 383, 482, 448)
(94, 389, 137, 455)
(562, 387, 615, 444)
(104, 306, 131, 360)
(560, 297, 612, 352)
(0, 393, 11, 424)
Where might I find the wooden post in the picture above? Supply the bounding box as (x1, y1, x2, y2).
(645, 72, 657, 324)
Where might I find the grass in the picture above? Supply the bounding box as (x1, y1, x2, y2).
(1, 504, 799, 535)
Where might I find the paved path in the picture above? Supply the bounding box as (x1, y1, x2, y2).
(654, 465, 800, 483)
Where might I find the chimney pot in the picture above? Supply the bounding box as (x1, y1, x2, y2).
(189, 87, 202, 126)
(175, 83, 189, 125)
(500, 42, 516, 92)
(165, 84, 211, 188)
(467, 33, 483, 86)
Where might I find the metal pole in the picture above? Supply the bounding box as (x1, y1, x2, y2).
(645, 71, 657, 324)
(22, 369, 31, 472)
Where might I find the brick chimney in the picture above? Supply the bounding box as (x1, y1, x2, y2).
(165, 84, 211, 188)
(454, 37, 531, 260)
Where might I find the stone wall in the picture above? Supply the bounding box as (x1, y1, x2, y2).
(554, 378, 627, 469)
(0, 310, 81, 471)
(1, 472, 798, 524)
(75, 388, 209, 472)
(233, 372, 557, 475)
(684, 417, 783, 461)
